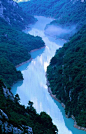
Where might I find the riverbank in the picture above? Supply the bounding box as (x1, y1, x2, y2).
(15, 58, 33, 68)
(46, 74, 86, 132)
(15, 46, 46, 68)
(29, 46, 46, 53)
(46, 74, 65, 109)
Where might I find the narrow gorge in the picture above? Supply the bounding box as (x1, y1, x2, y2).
(0, 0, 86, 134)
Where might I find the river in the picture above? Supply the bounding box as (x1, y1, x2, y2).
(11, 16, 86, 134)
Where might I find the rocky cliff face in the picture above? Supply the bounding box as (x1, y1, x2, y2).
(0, 87, 33, 134)
(0, 109, 33, 134)
(0, 0, 35, 29)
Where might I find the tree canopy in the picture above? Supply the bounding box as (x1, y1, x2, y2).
(0, 80, 57, 134)
(0, 17, 45, 87)
(47, 25, 86, 128)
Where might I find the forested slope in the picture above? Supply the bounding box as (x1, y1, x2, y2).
(47, 25, 86, 128)
(20, 0, 86, 30)
(0, 17, 45, 87)
(0, 80, 57, 134)
(0, 0, 36, 30)
(0, 0, 45, 87)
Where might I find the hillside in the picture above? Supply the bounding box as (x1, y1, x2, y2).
(0, 18, 45, 87)
(0, 1, 45, 87)
(47, 25, 86, 129)
(19, 0, 86, 30)
(1, 0, 86, 133)
(0, 80, 57, 134)
(0, 0, 58, 133)
(0, 0, 36, 30)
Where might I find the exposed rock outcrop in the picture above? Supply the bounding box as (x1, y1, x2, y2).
(3, 87, 14, 101)
(46, 73, 86, 132)
(0, 86, 33, 134)
(0, 109, 33, 134)
(0, 0, 35, 29)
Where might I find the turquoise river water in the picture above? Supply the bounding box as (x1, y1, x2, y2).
(11, 16, 86, 134)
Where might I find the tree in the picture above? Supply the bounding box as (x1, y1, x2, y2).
(14, 94, 20, 103)
(28, 101, 33, 108)
(27, 101, 36, 115)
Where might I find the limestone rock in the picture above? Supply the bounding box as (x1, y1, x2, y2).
(3, 87, 14, 101)
(0, 109, 9, 121)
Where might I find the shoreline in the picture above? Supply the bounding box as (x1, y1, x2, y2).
(15, 46, 46, 68)
(29, 46, 46, 53)
(46, 76, 65, 108)
(46, 74, 86, 132)
(15, 58, 33, 68)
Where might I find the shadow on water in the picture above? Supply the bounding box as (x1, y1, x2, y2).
(17, 61, 32, 71)
(12, 47, 45, 95)
(11, 80, 23, 95)
(30, 47, 45, 59)
(17, 48, 45, 72)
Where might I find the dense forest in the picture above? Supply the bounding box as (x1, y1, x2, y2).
(0, 0, 36, 30)
(0, 16, 45, 87)
(20, 0, 86, 30)
(0, 80, 57, 134)
(47, 25, 86, 128)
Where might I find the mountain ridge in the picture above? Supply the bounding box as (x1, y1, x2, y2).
(19, 0, 86, 30)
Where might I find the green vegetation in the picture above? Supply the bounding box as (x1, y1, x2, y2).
(0, 80, 57, 134)
(0, 1, 57, 133)
(19, 0, 67, 17)
(50, 0, 86, 30)
(1, 0, 86, 131)
(0, 17, 45, 87)
(0, 58, 23, 88)
(0, 18, 45, 65)
(20, 0, 86, 30)
(47, 25, 86, 127)
(19, 0, 86, 128)
(1, 0, 36, 30)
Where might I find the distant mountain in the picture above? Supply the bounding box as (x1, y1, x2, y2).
(19, 0, 86, 30)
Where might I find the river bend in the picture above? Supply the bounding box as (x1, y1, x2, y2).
(12, 16, 85, 134)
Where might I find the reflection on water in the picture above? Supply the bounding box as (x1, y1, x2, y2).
(11, 16, 86, 134)
(12, 81, 23, 95)
(17, 61, 31, 71)
(30, 47, 45, 59)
